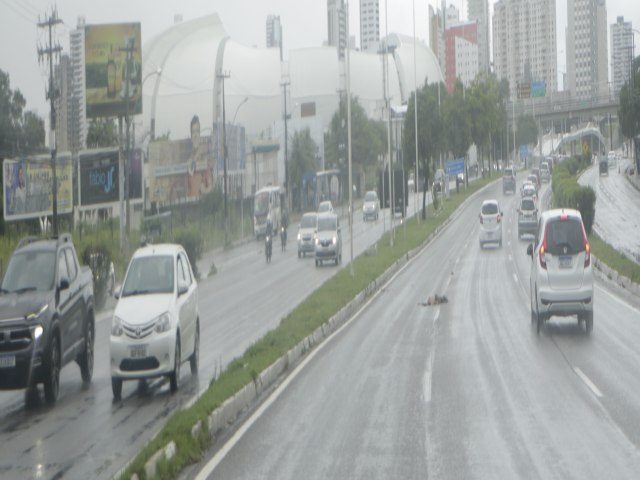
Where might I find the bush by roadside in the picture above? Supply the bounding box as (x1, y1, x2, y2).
(552, 154, 596, 233)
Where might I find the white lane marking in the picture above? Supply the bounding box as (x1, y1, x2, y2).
(574, 367, 603, 398)
(423, 349, 434, 404)
(596, 284, 640, 315)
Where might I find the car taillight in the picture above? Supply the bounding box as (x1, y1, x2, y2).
(497, 214, 501, 223)
(582, 224, 590, 268)
(539, 225, 548, 270)
(479, 215, 483, 224)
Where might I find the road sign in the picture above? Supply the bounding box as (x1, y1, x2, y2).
(446, 159, 465, 176)
(531, 81, 546, 98)
(519, 145, 529, 159)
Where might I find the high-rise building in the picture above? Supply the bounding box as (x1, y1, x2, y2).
(611, 16, 633, 99)
(266, 15, 283, 60)
(444, 22, 478, 92)
(429, 2, 461, 87)
(359, 0, 379, 52)
(69, 17, 87, 151)
(54, 55, 73, 153)
(327, 0, 347, 56)
(493, 0, 557, 100)
(566, 0, 609, 101)
(467, 0, 490, 74)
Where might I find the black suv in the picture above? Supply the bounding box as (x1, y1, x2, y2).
(0, 234, 95, 406)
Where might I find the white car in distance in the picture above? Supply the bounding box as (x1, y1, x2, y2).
(479, 199, 503, 248)
(110, 243, 199, 400)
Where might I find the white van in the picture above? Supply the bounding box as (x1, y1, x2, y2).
(254, 186, 281, 238)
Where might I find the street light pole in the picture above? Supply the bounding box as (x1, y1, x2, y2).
(217, 71, 231, 247)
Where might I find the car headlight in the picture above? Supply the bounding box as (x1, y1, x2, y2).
(297, 232, 301, 241)
(315, 237, 319, 246)
(30, 324, 44, 341)
(111, 316, 124, 337)
(332, 236, 337, 245)
(154, 312, 172, 333)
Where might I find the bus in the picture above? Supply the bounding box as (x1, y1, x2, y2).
(254, 185, 281, 239)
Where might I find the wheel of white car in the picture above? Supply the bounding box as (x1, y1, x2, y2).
(112, 377, 123, 401)
(170, 334, 181, 393)
(190, 321, 199, 375)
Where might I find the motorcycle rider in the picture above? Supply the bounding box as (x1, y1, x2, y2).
(280, 209, 288, 251)
(265, 216, 273, 262)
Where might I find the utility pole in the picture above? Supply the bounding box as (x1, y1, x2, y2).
(121, 37, 137, 247)
(281, 79, 291, 208)
(38, 8, 63, 236)
(217, 71, 230, 247)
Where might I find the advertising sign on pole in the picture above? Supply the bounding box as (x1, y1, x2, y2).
(78, 148, 143, 208)
(85, 23, 142, 118)
(3, 154, 73, 221)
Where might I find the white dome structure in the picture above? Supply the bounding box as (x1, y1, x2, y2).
(141, 14, 444, 143)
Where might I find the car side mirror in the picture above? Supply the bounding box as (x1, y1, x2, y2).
(527, 244, 533, 257)
(59, 277, 70, 291)
(178, 279, 189, 296)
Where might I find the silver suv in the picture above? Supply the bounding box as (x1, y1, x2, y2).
(315, 213, 342, 266)
(527, 209, 593, 334)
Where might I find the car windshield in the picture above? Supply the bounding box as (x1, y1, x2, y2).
(503, 168, 513, 177)
(300, 214, 317, 228)
(122, 255, 174, 296)
(545, 218, 585, 255)
(1, 250, 55, 293)
(364, 192, 377, 202)
(317, 216, 337, 232)
(481, 203, 499, 215)
(318, 202, 332, 212)
(254, 191, 270, 216)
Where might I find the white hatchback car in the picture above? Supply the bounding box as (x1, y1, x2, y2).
(527, 209, 593, 334)
(479, 199, 503, 248)
(110, 243, 199, 400)
(318, 200, 334, 214)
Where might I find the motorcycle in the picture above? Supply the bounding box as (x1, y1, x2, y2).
(265, 234, 272, 263)
(280, 225, 287, 252)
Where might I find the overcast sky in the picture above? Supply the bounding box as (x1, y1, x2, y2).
(1, 0, 638, 127)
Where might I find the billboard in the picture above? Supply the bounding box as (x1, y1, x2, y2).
(3, 154, 73, 221)
(85, 23, 142, 118)
(78, 148, 143, 207)
(446, 158, 465, 176)
(149, 116, 215, 205)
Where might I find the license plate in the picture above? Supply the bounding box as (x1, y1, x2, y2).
(129, 345, 147, 359)
(0, 355, 16, 368)
(559, 256, 572, 268)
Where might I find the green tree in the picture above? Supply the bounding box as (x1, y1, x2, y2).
(289, 128, 319, 209)
(324, 96, 386, 171)
(403, 80, 445, 218)
(467, 73, 503, 174)
(0, 69, 45, 157)
(86, 118, 118, 148)
(516, 114, 539, 147)
(619, 56, 640, 143)
(442, 80, 471, 159)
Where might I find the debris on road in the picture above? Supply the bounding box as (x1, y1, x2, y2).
(420, 294, 449, 306)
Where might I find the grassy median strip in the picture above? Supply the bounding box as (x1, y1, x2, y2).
(589, 232, 640, 284)
(118, 176, 500, 480)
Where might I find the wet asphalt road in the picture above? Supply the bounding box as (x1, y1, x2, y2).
(196, 178, 640, 480)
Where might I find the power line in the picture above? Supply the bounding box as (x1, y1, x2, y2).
(0, 0, 37, 24)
